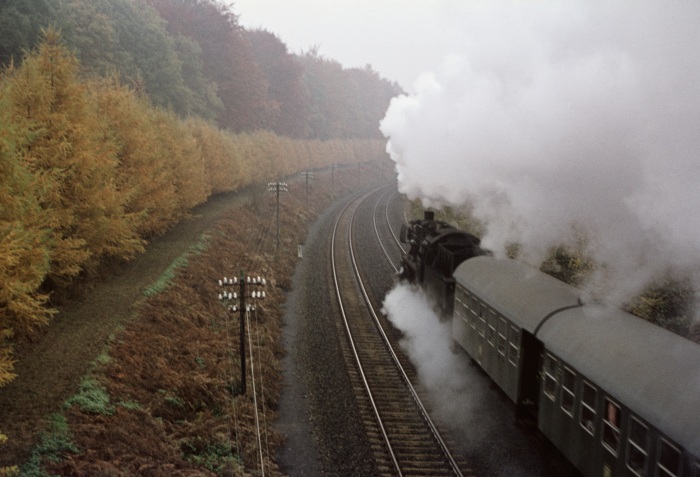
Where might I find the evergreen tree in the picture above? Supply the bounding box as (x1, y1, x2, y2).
(0, 0, 57, 67)
(145, 0, 275, 132)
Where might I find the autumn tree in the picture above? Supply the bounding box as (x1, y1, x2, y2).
(17, 0, 215, 120)
(628, 280, 694, 337)
(92, 78, 182, 238)
(6, 28, 143, 287)
(0, 99, 50, 388)
(246, 29, 310, 137)
(150, 108, 209, 214)
(145, 0, 275, 132)
(298, 49, 401, 139)
(346, 66, 402, 138)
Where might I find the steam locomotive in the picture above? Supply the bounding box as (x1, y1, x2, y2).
(398, 211, 700, 477)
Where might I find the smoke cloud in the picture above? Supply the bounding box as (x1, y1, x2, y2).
(382, 284, 555, 474)
(380, 1, 700, 306)
(381, 284, 474, 421)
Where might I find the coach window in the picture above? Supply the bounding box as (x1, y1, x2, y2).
(626, 416, 648, 477)
(508, 326, 519, 366)
(543, 353, 558, 401)
(477, 303, 486, 337)
(468, 293, 478, 329)
(497, 318, 507, 356)
(464, 289, 473, 310)
(455, 289, 465, 309)
(560, 366, 575, 417)
(455, 293, 468, 325)
(579, 380, 597, 435)
(487, 310, 497, 347)
(602, 398, 621, 455)
(657, 438, 681, 477)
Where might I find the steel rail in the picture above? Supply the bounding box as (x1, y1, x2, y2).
(331, 190, 403, 476)
(359, 190, 465, 477)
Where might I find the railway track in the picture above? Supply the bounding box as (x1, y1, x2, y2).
(330, 186, 474, 476)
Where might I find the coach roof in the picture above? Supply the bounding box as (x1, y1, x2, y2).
(453, 256, 581, 333)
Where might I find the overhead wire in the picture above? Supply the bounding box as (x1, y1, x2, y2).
(247, 307, 266, 476)
(218, 183, 279, 471)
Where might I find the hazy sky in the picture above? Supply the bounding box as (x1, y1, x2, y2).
(232, 0, 462, 90)
(378, 1, 700, 307)
(235, 0, 700, 310)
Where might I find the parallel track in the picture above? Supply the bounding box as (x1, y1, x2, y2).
(331, 186, 473, 476)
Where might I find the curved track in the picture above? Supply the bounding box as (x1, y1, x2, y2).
(330, 186, 473, 476)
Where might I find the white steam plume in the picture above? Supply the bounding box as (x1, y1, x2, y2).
(382, 284, 551, 474)
(381, 284, 476, 424)
(380, 1, 700, 306)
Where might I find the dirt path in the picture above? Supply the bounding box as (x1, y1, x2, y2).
(0, 189, 251, 466)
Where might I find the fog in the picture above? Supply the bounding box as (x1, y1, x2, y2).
(380, 1, 700, 307)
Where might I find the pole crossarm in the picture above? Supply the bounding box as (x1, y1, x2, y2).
(217, 274, 267, 395)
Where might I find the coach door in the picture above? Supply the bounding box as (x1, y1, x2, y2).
(516, 331, 543, 425)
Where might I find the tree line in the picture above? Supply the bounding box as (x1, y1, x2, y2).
(0, 0, 402, 139)
(0, 26, 391, 392)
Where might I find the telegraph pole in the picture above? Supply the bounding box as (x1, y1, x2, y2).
(302, 170, 314, 203)
(331, 164, 335, 194)
(268, 182, 288, 249)
(218, 274, 266, 395)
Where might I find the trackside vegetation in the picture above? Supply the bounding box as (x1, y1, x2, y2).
(0, 0, 400, 471)
(0, 29, 389, 393)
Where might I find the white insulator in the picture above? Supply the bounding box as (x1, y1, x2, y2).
(247, 276, 251, 283)
(256, 276, 261, 283)
(218, 279, 223, 287)
(233, 292, 237, 299)
(228, 292, 233, 300)
(261, 291, 266, 299)
(218, 293, 223, 301)
(262, 278, 266, 286)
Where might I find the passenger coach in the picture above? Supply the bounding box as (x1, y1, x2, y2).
(451, 256, 700, 477)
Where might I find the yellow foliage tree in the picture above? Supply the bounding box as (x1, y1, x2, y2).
(93, 78, 181, 238)
(6, 28, 144, 285)
(0, 85, 54, 386)
(150, 109, 208, 215)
